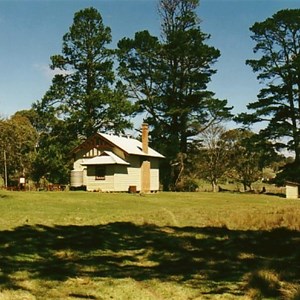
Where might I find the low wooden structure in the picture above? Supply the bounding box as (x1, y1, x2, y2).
(286, 181, 300, 199)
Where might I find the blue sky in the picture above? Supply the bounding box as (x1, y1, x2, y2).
(0, 0, 299, 122)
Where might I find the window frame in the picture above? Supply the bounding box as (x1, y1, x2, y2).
(95, 165, 106, 180)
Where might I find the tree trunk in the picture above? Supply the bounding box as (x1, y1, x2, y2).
(212, 180, 218, 192)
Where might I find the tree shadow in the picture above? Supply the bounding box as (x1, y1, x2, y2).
(0, 222, 299, 297)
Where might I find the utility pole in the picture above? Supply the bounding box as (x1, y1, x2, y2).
(3, 150, 7, 188)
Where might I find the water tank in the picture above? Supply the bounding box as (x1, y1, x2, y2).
(70, 170, 83, 187)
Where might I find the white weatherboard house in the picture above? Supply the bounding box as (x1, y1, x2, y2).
(70, 124, 164, 192)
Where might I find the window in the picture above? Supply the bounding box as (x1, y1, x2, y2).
(95, 166, 106, 180)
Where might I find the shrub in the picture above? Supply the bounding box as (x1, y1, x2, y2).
(174, 178, 199, 192)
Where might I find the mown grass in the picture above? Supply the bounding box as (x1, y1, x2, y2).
(0, 191, 300, 299)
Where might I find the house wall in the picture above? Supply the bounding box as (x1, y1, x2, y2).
(112, 146, 126, 160)
(72, 151, 161, 192)
(113, 165, 131, 191)
(85, 165, 115, 192)
(150, 159, 160, 191)
(73, 156, 85, 171)
(126, 156, 142, 191)
(286, 185, 299, 199)
(73, 147, 101, 170)
(84, 160, 142, 192)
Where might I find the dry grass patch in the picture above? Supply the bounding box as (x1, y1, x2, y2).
(282, 284, 300, 300)
(0, 191, 300, 299)
(243, 269, 282, 299)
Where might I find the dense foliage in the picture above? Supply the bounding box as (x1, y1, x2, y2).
(237, 9, 300, 182)
(0, 113, 38, 186)
(117, 0, 232, 189)
(35, 7, 133, 138)
(183, 127, 283, 192)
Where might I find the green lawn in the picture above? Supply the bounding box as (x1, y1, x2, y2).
(0, 191, 300, 299)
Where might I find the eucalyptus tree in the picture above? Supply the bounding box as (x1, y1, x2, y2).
(196, 125, 231, 192)
(117, 0, 232, 188)
(237, 9, 300, 181)
(0, 114, 38, 185)
(221, 129, 281, 191)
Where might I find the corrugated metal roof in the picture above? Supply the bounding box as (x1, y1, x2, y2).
(99, 133, 165, 158)
(81, 151, 130, 166)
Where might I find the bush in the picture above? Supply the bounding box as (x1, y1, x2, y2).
(174, 178, 199, 192)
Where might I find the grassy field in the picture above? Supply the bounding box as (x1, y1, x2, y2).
(0, 191, 300, 300)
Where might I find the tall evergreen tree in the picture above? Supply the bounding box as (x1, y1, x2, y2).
(32, 7, 133, 183)
(117, 0, 231, 189)
(35, 7, 133, 138)
(237, 9, 300, 181)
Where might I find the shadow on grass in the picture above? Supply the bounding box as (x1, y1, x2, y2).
(0, 222, 299, 297)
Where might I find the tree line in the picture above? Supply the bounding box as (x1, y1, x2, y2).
(0, 0, 299, 190)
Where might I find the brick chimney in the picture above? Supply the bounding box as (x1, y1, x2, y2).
(142, 123, 149, 154)
(141, 123, 150, 193)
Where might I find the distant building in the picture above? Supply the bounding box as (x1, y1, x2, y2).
(70, 124, 164, 192)
(286, 181, 300, 199)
